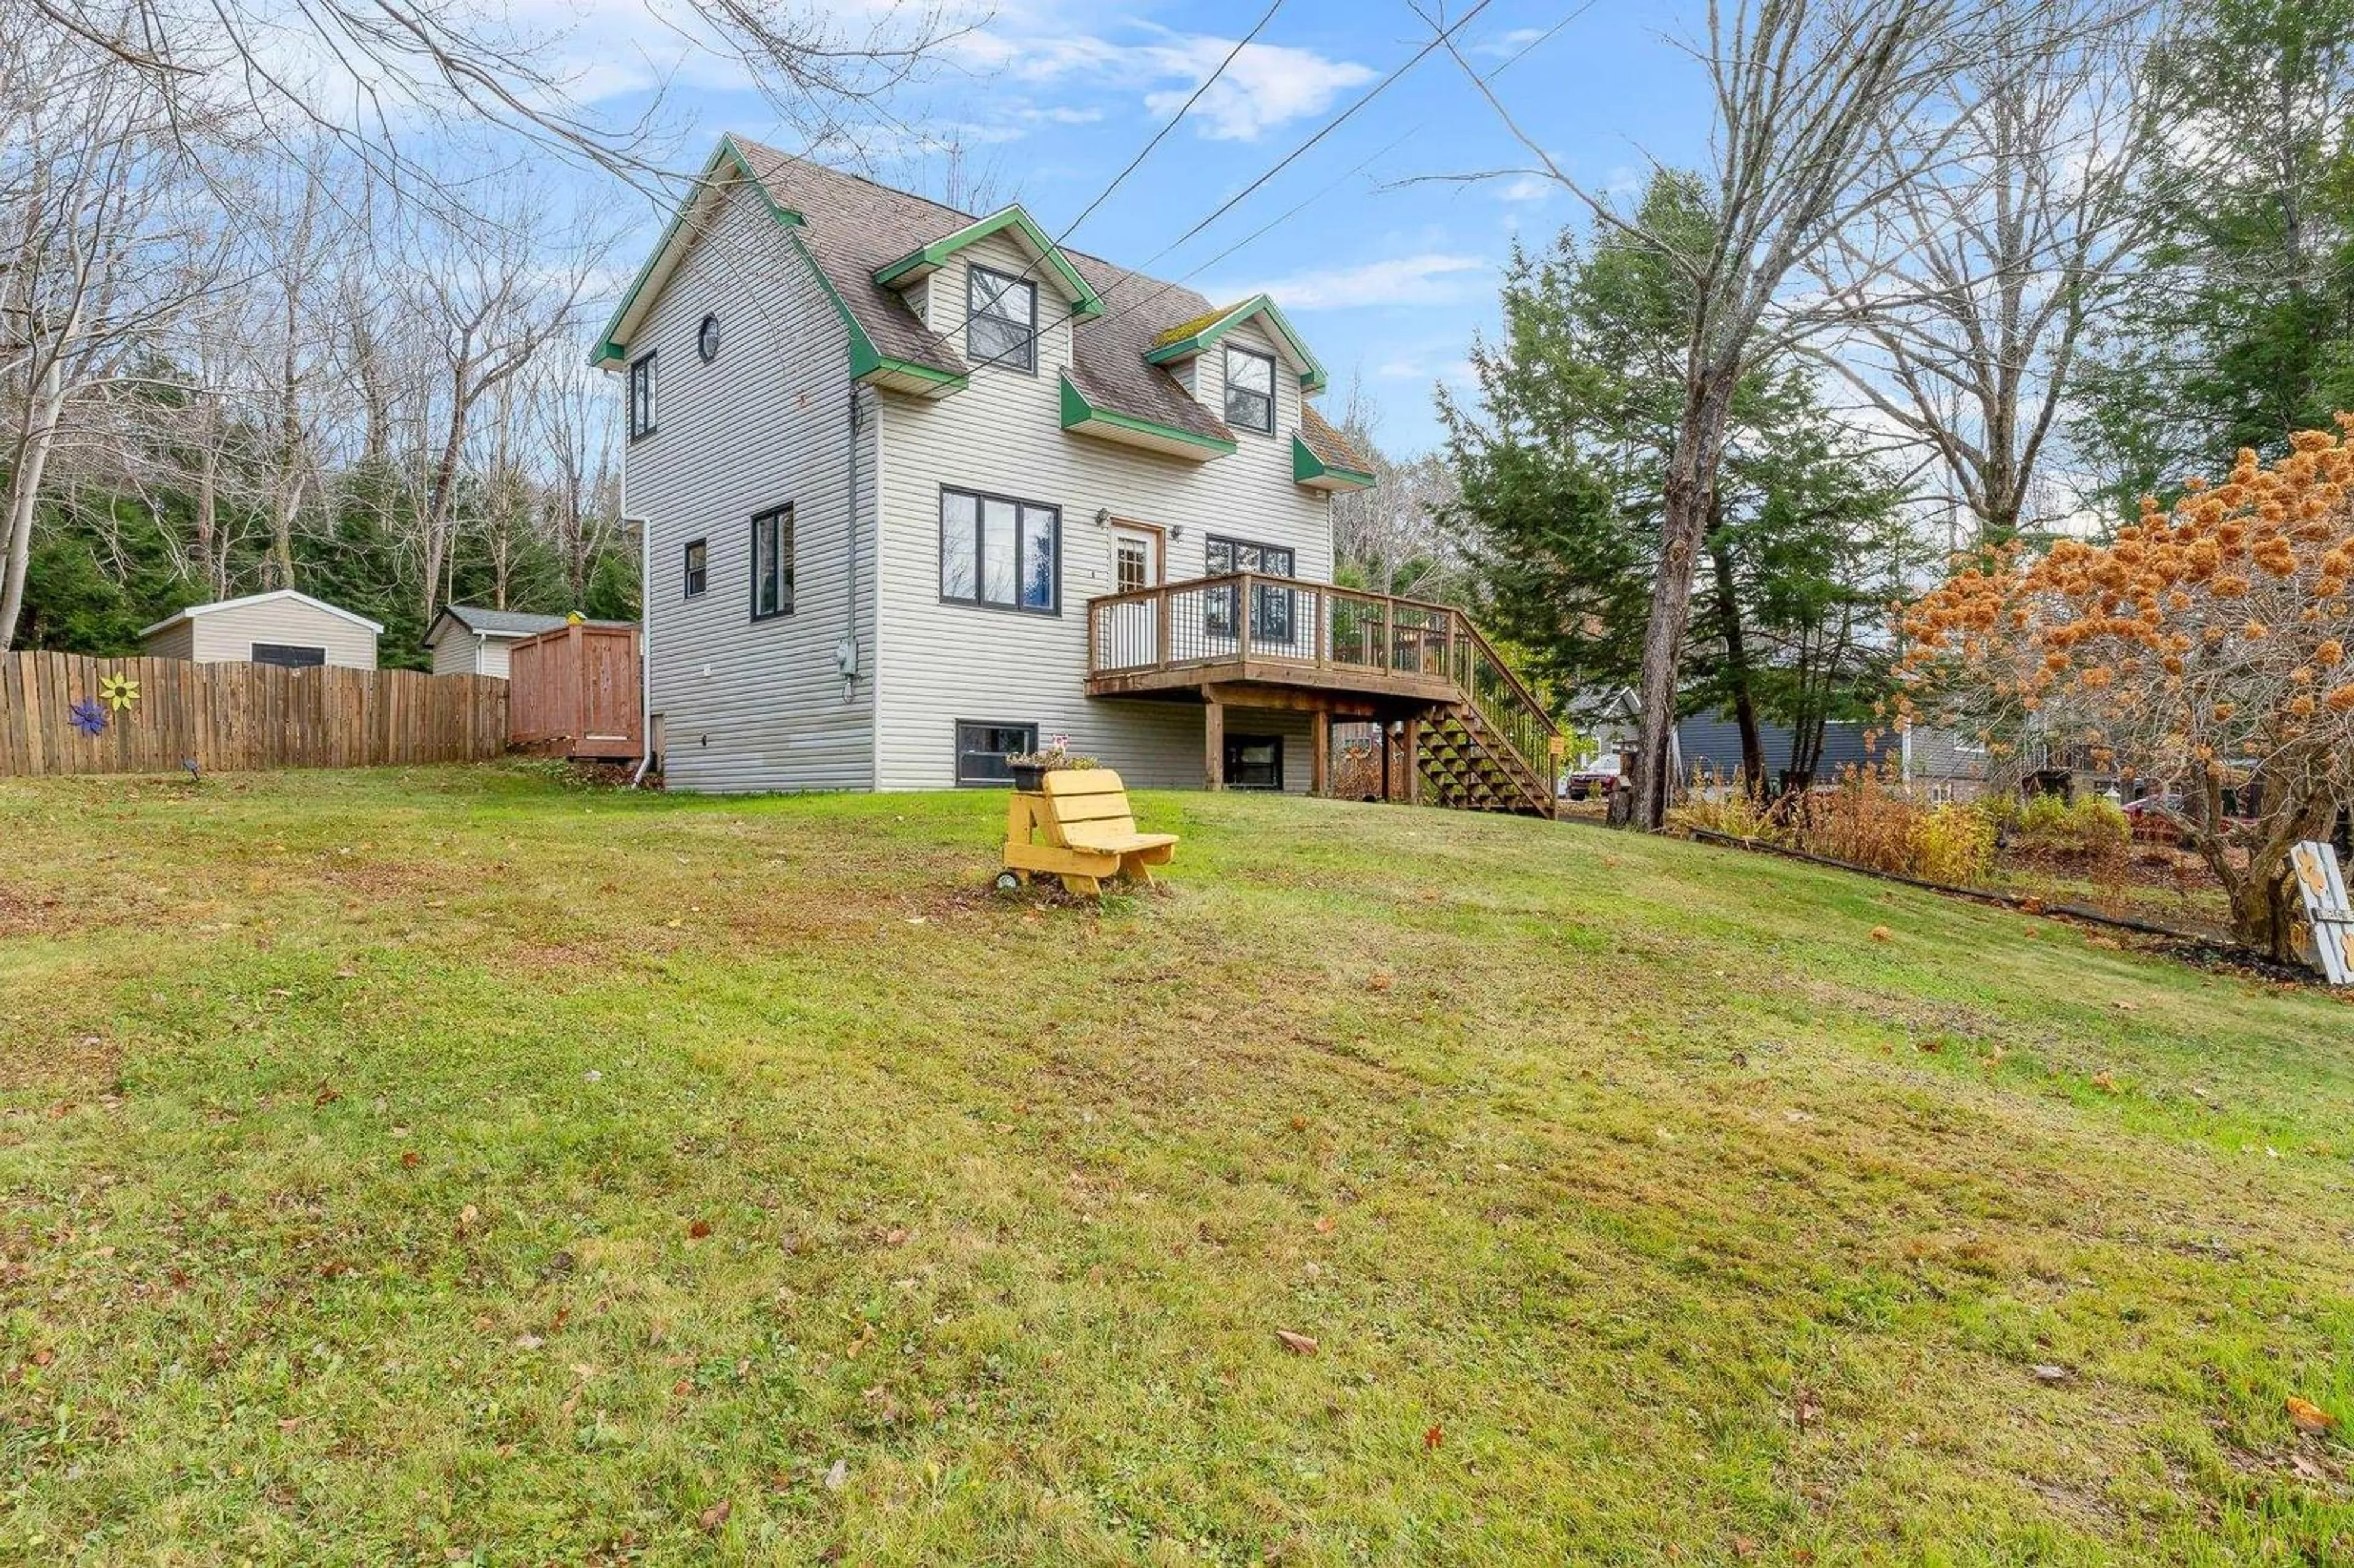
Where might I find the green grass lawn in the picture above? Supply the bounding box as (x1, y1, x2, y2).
(4, 764, 2352, 1564)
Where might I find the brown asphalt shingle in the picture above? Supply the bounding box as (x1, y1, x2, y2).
(1299, 404, 1374, 477)
(729, 137, 1238, 443)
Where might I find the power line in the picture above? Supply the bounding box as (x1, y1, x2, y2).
(1060, 0, 1287, 243)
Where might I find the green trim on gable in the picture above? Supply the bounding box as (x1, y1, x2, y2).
(1293, 435, 1375, 490)
(789, 229, 969, 393)
(1141, 294, 1329, 392)
(592, 136, 804, 367)
(1059, 373, 1236, 456)
(874, 207, 1106, 319)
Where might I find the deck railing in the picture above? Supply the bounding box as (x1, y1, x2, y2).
(1087, 572, 1560, 794)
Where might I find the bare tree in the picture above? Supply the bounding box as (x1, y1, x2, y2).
(0, 20, 232, 646)
(1328, 379, 1465, 601)
(381, 188, 601, 625)
(1439, 0, 1981, 829)
(1810, 0, 2166, 547)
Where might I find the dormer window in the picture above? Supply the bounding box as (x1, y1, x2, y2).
(1224, 346, 1275, 434)
(969, 265, 1038, 373)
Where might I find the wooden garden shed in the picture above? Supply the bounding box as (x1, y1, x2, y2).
(506, 620, 642, 761)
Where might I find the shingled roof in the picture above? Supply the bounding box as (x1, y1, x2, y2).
(1298, 405, 1374, 480)
(717, 138, 1245, 446)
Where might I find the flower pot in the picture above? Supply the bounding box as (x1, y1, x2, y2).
(1010, 763, 1047, 793)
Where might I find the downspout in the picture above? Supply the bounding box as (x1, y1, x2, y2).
(842, 385, 863, 705)
(627, 407, 656, 785)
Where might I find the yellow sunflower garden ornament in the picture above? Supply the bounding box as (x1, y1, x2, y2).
(99, 672, 140, 714)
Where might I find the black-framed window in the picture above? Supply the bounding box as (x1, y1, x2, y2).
(1224, 734, 1284, 791)
(696, 313, 721, 363)
(1203, 535, 1295, 641)
(682, 538, 708, 599)
(628, 352, 657, 440)
(940, 487, 1058, 614)
(252, 643, 326, 669)
(1224, 345, 1276, 434)
(968, 265, 1038, 372)
(956, 720, 1037, 787)
(751, 506, 794, 620)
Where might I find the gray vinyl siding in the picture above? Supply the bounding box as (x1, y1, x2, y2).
(622, 179, 877, 793)
(143, 598, 377, 668)
(872, 230, 1332, 791)
(428, 625, 512, 678)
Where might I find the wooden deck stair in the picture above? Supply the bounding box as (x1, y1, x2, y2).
(1086, 571, 1561, 818)
(1415, 702, 1550, 817)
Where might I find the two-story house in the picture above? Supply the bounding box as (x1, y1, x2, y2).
(595, 135, 1556, 812)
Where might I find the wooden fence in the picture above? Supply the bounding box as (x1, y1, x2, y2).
(507, 622, 641, 760)
(0, 652, 507, 777)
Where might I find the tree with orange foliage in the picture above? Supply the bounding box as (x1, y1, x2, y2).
(1899, 424, 2354, 958)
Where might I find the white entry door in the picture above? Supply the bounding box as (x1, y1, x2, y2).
(1102, 523, 1164, 668)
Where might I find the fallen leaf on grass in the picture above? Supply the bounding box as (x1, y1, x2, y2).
(2288, 1396, 2338, 1433)
(1290, 1115, 1309, 1132)
(2293, 1452, 2329, 1480)
(1423, 1423, 1443, 1450)
(697, 1499, 731, 1533)
(1367, 972, 1393, 993)
(2032, 1364, 2070, 1383)
(455, 1205, 480, 1236)
(313, 1083, 340, 1107)
(823, 1458, 848, 1491)
(398, 1151, 421, 1169)
(687, 1219, 713, 1241)
(1314, 1216, 1336, 1235)
(1275, 1330, 1319, 1357)
(2092, 1071, 2117, 1094)
(1869, 926, 1892, 942)
(1733, 1539, 1759, 1561)
(512, 1334, 543, 1350)
(884, 1227, 910, 1246)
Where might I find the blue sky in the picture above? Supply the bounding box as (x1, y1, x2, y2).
(579, 0, 1715, 455)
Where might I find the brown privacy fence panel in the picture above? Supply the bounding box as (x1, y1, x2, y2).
(507, 623, 642, 759)
(0, 653, 507, 777)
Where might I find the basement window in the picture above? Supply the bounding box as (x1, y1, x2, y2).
(956, 720, 1037, 787)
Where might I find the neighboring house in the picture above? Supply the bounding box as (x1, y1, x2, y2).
(138, 589, 381, 669)
(425, 605, 634, 679)
(592, 135, 1558, 812)
(1672, 713, 1897, 793)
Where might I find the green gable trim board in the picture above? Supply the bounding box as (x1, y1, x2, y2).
(873, 207, 1107, 318)
(1142, 295, 1328, 392)
(789, 231, 969, 397)
(593, 137, 804, 367)
(1059, 373, 1236, 459)
(1293, 435, 1375, 490)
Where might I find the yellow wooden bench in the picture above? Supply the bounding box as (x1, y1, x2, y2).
(999, 769, 1178, 896)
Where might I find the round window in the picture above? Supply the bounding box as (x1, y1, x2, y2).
(696, 313, 721, 363)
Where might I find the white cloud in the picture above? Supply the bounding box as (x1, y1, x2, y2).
(948, 11, 1375, 143)
(1496, 175, 1552, 204)
(1471, 27, 1547, 59)
(1221, 253, 1490, 311)
(1139, 39, 1376, 142)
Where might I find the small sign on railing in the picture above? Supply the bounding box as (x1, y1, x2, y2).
(2290, 840, 2354, 985)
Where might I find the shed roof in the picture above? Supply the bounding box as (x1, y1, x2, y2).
(430, 605, 633, 640)
(138, 588, 383, 641)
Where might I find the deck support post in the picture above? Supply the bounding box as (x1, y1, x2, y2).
(1203, 691, 1225, 791)
(1378, 723, 1392, 802)
(1310, 709, 1330, 797)
(1403, 715, 1422, 807)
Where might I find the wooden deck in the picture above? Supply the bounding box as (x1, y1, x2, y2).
(1084, 573, 1562, 813)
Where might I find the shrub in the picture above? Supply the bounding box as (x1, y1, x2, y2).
(2014, 793, 2129, 856)
(1914, 802, 1997, 885)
